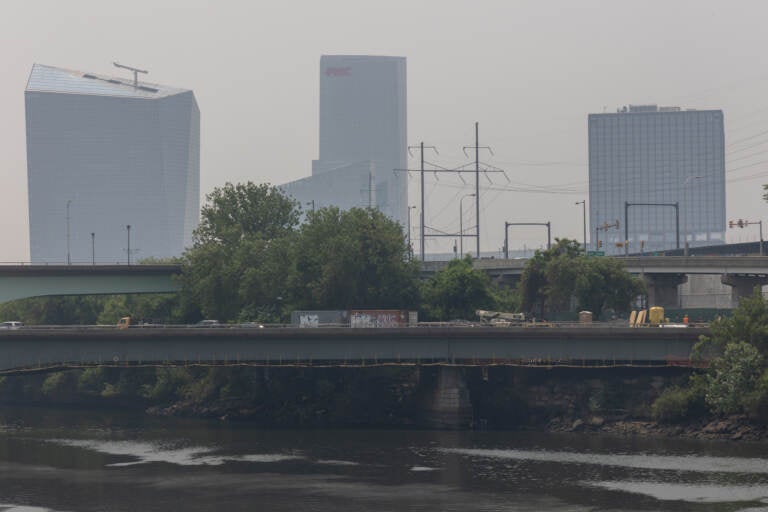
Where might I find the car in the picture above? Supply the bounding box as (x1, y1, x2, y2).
(195, 319, 221, 328)
(0, 321, 24, 330)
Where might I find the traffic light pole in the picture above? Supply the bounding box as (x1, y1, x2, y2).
(729, 219, 764, 256)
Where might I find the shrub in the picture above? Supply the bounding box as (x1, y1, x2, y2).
(705, 341, 763, 415)
(78, 367, 106, 394)
(651, 384, 705, 423)
(41, 371, 76, 397)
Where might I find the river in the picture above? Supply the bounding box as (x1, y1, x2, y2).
(0, 407, 766, 511)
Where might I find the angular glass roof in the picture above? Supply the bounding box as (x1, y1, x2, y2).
(25, 64, 189, 99)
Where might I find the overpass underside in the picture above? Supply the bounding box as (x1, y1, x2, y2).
(0, 265, 181, 303)
(0, 327, 704, 374)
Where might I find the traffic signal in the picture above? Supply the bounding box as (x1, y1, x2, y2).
(729, 220, 734, 228)
(597, 240, 602, 248)
(738, 219, 745, 228)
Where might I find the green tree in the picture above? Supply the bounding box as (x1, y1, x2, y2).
(195, 182, 300, 245)
(420, 255, 496, 321)
(0, 296, 103, 325)
(179, 182, 300, 322)
(288, 207, 419, 311)
(656, 290, 768, 421)
(518, 238, 643, 319)
(705, 341, 763, 415)
(574, 257, 645, 318)
(699, 287, 768, 357)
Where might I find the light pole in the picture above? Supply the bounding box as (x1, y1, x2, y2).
(682, 175, 703, 257)
(306, 200, 315, 213)
(91, 232, 95, 265)
(66, 200, 72, 265)
(575, 200, 586, 253)
(459, 193, 476, 257)
(126, 225, 131, 265)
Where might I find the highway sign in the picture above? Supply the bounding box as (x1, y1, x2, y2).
(587, 251, 605, 257)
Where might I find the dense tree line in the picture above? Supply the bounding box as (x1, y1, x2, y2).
(0, 182, 643, 325)
(652, 289, 768, 423)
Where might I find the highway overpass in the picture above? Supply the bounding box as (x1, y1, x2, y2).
(423, 256, 768, 307)
(0, 325, 704, 373)
(0, 264, 181, 303)
(2, 256, 768, 308)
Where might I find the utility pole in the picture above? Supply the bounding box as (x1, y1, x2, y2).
(403, 142, 438, 261)
(398, 126, 504, 261)
(66, 199, 72, 265)
(575, 200, 586, 253)
(504, 222, 551, 259)
(462, 122, 494, 258)
(91, 232, 95, 265)
(360, 162, 377, 210)
(475, 123, 480, 258)
(126, 225, 131, 265)
(368, 162, 375, 209)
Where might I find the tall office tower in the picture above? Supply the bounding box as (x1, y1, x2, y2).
(25, 64, 200, 263)
(290, 55, 407, 226)
(588, 105, 725, 254)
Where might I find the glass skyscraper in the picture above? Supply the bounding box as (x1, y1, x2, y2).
(282, 55, 407, 226)
(25, 64, 200, 263)
(588, 105, 725, 254)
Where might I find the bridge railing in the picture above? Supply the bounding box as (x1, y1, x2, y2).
(0, 321, 709, 330)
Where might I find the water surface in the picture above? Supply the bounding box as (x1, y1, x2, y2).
(0, 407, 766, 511)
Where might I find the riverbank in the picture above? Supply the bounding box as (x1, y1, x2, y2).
(544, 414, 767, 442)
(1, 366, 766, 441)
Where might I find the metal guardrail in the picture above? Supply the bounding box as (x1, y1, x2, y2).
(0, 321, 709, 330)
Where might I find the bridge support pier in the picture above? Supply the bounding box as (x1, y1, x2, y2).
(642, 273, 687, 309)
(425, 366, 473, 429)
(720, 274, 768, 304)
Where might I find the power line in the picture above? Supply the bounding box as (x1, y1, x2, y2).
(399, 124, 507, 260)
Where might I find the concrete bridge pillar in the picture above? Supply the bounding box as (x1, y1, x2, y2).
(426, 366, 473, 429)
(642, 273, 687, 309)
(720, 274, 768, 304)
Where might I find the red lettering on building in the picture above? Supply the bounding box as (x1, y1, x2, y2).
(325, 67, 351, 77)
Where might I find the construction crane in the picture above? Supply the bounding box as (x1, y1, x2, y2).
(113, 62, 148, 88)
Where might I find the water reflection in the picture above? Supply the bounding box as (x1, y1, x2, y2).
(0, 407, 766, 511)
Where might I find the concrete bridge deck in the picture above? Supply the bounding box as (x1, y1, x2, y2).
(423, 256, 768, 277)
(0, 326, 706, 373)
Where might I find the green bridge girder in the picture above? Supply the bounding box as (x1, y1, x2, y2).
(0, 265, 181, 303)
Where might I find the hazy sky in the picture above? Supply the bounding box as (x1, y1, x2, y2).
(3, 0, 768, 261)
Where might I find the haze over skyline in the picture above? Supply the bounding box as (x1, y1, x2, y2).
(3, 0, 768, 262)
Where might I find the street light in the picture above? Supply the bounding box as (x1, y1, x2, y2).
(682, 175, 703, 256)
(575, 200, 586, 253)
(459, 193, 476, 257)
(126, 225, 131, 265)
(66, 199, 72, 265)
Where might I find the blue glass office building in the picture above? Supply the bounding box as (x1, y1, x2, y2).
(25, 64, 200, 263)
(588, 105, 725, 254)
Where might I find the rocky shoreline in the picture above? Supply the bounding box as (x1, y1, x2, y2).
(545, 414, 768, 442)
(145, 396, 768, 442)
